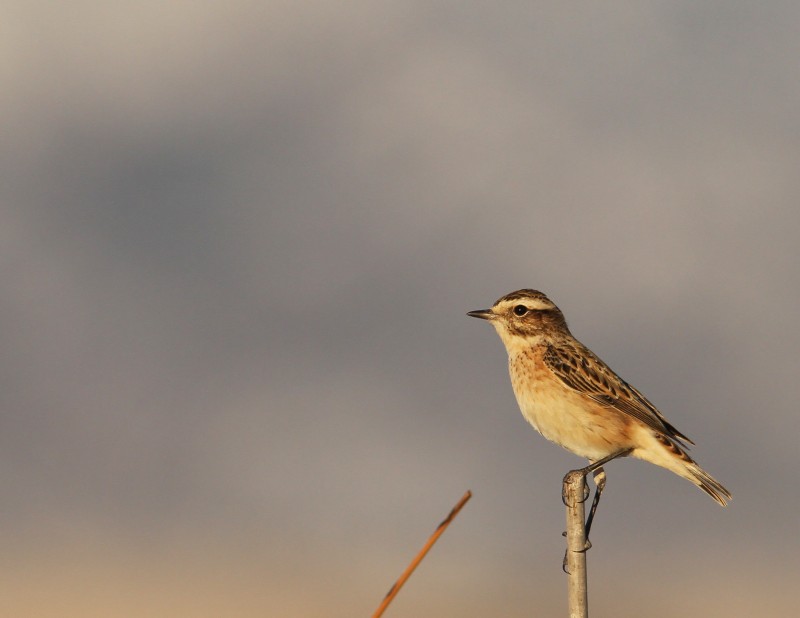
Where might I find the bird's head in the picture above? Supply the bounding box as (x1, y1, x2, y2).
(468, 289, 570, 350)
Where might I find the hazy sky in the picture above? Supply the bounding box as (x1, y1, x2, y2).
(3, 2, 800, 616)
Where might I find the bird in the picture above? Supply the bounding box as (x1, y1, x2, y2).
(468, 289, 731, 541)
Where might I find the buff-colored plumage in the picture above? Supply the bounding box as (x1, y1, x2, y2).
(468, 289, 731, 506)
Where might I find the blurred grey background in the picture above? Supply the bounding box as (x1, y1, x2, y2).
(3, 2, 799, 616)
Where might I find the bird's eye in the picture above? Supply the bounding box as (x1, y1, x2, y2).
(513, 305, 528, 316)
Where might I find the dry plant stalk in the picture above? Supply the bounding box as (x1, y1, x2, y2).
(370, 490, 472, 618)
(563, 471, 589, 618)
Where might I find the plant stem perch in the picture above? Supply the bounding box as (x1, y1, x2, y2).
(564, 471, 589, 618)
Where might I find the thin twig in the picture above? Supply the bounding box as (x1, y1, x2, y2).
(370, 490, 472, 618)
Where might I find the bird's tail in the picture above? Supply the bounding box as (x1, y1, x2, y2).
(684, 460, 732, 507)
(634, 429, 732, 506)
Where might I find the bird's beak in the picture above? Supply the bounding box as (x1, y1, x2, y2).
(467, 309, 495, 320)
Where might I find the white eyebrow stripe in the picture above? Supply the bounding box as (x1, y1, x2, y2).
(496, 298, 554, 311)
(523, 299, 554, 310)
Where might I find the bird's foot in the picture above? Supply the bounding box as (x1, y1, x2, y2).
(561, 470, 590, 506)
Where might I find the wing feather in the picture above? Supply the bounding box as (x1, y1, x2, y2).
(543, 343, 694, 446)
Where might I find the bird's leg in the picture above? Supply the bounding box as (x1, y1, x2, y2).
(562, 448, 632, 572)
(584, 467, 606, 542)
(561, 448, 632, 508)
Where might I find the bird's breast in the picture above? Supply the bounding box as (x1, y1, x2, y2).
(507, 349, 630, 460)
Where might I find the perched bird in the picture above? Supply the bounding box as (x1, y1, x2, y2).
(468, 289, 730, 536)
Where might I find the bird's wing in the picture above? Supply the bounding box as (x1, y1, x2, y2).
(543, 342, 694, 446)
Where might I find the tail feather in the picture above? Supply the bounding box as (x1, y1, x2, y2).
(635, 429, 732, 506)
(686, 463, 732, 507)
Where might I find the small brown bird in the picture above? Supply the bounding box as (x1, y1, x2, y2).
(468, 289, 730, 534)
